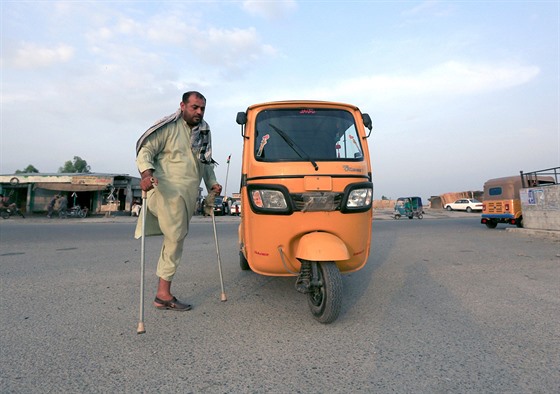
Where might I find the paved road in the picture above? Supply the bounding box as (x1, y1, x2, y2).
(1, 214, 558, 393)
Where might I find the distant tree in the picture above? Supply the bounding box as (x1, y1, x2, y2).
(59, 156, 91, 173)
(381, 195, 391, 200)
(15, 164, 40, 173)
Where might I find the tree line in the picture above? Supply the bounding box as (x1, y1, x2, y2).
(15, 156, 91, 174)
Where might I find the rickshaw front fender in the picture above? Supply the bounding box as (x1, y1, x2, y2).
(295, 232, 350, 262)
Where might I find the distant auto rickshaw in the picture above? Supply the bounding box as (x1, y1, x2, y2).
(393, 196, 423, 219)
(236, 100, 374, 323)
(481, 175, 554, 228)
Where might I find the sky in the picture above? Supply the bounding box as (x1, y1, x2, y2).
(1, 0, 559, 201)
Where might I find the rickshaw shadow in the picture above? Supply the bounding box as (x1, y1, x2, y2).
(213, 225, 396, 324)
(336, 224, 397, 321)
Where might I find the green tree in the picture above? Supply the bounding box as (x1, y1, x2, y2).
(59, 156, 91, 173)
(15, 164, 40, 173)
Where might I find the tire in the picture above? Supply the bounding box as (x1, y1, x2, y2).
(307, 262, 342, 324)
(466, 207, 472, 213)
(1, 210, 10, 219)
(446, 206, 452, 211)
(393, 214, 400, 220)
(485, 220, 498, 229)
(78, 209, 86, 218)
(516, 216, 523, 228)
(417, 213, 423, 219)
(239, 251, 251, 271)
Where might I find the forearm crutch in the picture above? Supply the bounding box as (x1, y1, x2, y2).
(206, 191, 227, 302)
(137, 189, 148, 334)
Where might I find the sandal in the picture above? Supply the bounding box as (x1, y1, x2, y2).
(154, 296, 192, 311)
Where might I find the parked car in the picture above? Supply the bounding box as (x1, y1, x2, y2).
(444, 198, 483, 212)
(212, 195, 228, 216)
(230, 200, 241, 216)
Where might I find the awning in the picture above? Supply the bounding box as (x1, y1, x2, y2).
(35, 183, 110, 192)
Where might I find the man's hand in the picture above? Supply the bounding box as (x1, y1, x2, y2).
(204, 184, 222, 216)
(140, 170, 158, 191)
(210, 183, 222, 196)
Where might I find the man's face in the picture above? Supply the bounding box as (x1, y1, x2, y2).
(181, 95, 206, 126)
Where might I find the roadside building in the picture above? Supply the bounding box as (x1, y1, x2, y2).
(0, 173, 141, 215)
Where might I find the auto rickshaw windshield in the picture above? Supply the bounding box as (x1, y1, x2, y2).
(254, 108, 363, 162)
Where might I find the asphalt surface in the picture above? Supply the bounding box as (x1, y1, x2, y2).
(0, 211, 559, 393)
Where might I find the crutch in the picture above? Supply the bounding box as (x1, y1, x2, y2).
(136, 189, 148, 334)
(206, 191, 227, 302)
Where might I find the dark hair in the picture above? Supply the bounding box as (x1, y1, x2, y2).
(182, 91, 206, 103)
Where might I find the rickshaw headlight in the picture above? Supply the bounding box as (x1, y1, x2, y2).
(246, 184, 292, 215)
(347, 188, 372, 208)
(251, 189, 288, 209)
(341, 182, 373, 213)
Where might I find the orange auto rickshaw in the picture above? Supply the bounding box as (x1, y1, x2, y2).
(235, 100, 374, 323)
(481, 175, 554, 228)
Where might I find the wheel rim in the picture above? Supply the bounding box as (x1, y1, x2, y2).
(307, 262, 342, 324)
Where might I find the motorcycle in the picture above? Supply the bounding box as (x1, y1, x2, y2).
(236, 100, 374, 324)
(1, 206, 25, 219)
(59, 205, 88, 218)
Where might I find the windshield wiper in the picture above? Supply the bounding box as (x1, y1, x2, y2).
(269, 123, 318, 171)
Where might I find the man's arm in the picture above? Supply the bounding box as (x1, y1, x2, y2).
(136, 132, 163, 192)
(202, 163, 221, 195)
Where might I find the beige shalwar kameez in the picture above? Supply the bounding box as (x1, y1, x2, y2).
(135, 114, 217, 281)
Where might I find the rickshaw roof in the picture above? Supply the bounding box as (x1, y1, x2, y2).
(483, 175, 555, 199)
(396, 196, 422, 201)
(483, 175, 554, 188)
(244, 100, 361, 112)
(483, 176, 522, 187)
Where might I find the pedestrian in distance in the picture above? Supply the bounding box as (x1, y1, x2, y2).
(47, 195, 59, 218)
(135, 91, 222, 311)
(58, 194, 68, 218)
(130, 199, 142, 217)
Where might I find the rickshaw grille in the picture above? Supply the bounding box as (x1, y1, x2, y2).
(291, 192, 343, 212)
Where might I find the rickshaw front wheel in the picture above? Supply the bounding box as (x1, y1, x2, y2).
(307, 262, 342, 324)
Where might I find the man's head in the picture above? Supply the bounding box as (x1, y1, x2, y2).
(180, 91, 206, 127)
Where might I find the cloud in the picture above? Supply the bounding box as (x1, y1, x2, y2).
(308, 61, 540, 102)
(9, 43, 74, 69)
(404, 0, 438, 15)
(192, 27, 277, 68)
(241, 0, 298, 19)
(84, 12, 276, 74)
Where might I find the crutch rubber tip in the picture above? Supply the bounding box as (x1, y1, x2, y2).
(220, 293, 227, 302)
(137, 322, 146, 334)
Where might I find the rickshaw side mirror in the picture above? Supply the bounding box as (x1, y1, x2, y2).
(236, 111, 248, 138)
(362, 113, 373, 137)
(236, 112, 247, 125)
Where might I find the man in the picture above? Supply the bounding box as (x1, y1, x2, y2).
(135, 91, 222, 311)
(47, 195, 59, 218)
(58, 194, 68, 217)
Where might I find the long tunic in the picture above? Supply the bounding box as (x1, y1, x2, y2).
(134, 115, 217, 240)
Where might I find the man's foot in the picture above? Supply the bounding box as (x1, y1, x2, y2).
(153, 296, 192, 311)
